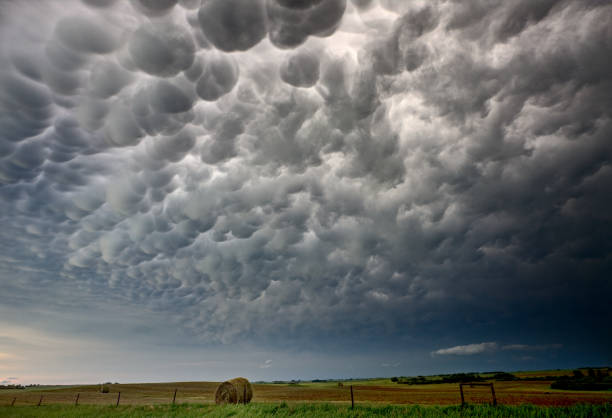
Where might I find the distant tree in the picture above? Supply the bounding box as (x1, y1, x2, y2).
(493, 372, 516, 381)
(573, 370, 584, 379)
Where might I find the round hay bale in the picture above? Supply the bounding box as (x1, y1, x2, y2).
(215, 381, 238, 405)
(229, 377, 253, 404)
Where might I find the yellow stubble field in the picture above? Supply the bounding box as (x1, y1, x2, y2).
(1, 377, 611, 407)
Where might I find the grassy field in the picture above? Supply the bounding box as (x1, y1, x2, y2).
(1, 369, 610, 417)
(0, 403, 611, 417)
(1, 378, 610, 408)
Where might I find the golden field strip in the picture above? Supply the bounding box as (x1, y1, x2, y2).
(1, 372, 611, 407)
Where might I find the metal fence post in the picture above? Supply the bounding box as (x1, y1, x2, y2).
(350, 385, 354, 409)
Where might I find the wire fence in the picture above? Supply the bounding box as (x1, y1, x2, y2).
(2, 383, 506, 408)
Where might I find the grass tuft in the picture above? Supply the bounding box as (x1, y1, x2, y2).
(0, 402, 611, 417)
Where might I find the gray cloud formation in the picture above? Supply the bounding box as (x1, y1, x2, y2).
(433, 342, 563, 356)
(128, 23, 195, 77)
(432, 343, 498, 356)
(195, 53, 240, 101)
(280, 50, 320, 88)
(266, 0, 347, 48)
(198, 0, 267, 52)
(0, 0, 610, 355)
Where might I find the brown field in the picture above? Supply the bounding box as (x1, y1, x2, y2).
(1, 374, 611, 408)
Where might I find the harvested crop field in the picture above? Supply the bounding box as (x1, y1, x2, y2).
(1, 379, 610, 408)
(0, 403, 611, 418)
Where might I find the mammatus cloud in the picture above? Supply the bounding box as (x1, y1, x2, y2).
(0, 0, 610, 359)
(128, 23, 196, 77)
(280, 50, 320, 88)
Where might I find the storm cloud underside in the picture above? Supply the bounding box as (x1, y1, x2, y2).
(0, 0, 611, 379)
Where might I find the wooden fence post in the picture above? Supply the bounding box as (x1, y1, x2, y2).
(37, 395, 43, 406)
(490, 383, 497, 406)
(350, 385, 354, 409)
(116, 392, 121, 407)
(459, 384, 465, 406)
(10, 397, 16, 407)
(75, 393, 80, 406)
(172, 388, 177, 404)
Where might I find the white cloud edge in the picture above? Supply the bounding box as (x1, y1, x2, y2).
(432, 342, 563, 356)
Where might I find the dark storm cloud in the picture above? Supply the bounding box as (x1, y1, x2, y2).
(195, 54, 240, 101)
(266, 0, 347, 48)
(130, 0, 178, 17)
(195, 0, 348, 52)
(350, 0, 373, 11)
(150, 80, 195, 114)
(280, 50, 320, 88)
(89, 60, 133, 99)
(82, 0, 118, 8)
(197, 0, 267, 52)
(128, 23, 195, 77)
(0, 0, 610, 362)
(55, 16, 120, 54)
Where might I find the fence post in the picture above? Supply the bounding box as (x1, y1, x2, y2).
(37, 395, 43, 406)
(116, 392, 121, 407)
(10, 397, 16, 407)
(350, 385, 354, 409)
(490, 383, 497, 406)
(172, 388, 177, 404)
(75, 393, 80, 406)
(459, 384, 465, 406)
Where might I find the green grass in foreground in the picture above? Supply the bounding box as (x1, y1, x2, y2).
(0, 403, 610, 417)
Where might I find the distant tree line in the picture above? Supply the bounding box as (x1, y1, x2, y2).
(0, 384, 40, 390)
(389, 368, 612, 391)
(550, 368, 611, 390)
(266, 378, 363, 384)
(391, 373, 487, 385)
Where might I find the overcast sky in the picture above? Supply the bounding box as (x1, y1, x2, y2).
(0, 0, 611, 385)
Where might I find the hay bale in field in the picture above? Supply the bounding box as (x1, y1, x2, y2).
(229, 377, 253, 404)
(215, 377, 253, 404)
(215, 381, 238, 404)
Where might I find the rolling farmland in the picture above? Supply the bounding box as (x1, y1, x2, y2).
(1, 371, 610, 411)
